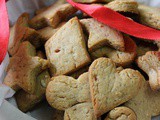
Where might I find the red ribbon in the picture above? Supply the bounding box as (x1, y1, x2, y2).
(67, 0, 160, 41)
(0, 0, 9, 63)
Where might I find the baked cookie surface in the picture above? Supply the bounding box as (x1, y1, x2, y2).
(91, 36, 137, 67)
(46, 72, 90, 110)
(29, 4, 77, 29)
(45, 17, 91, 76)
(15, 70, 50, 112)
(89, 58, 143, 117)
(4, 41, 48, 94)
(105, 106, 136, 120)
(137, 51, 160, 91)
(125, 79, 160, 120)
(81, 18, 125, 52)
(64, 103, 96, 120)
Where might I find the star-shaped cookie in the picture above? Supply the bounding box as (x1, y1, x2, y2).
(4, 41, 48, 94)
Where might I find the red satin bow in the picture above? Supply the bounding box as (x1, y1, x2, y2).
(0, 0, 9, 63)
(67, 0, 160, 41)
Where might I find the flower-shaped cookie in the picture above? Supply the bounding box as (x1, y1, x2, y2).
(15, 70, 50, 112)
(29, 4, 77, 30)
(9, 13, 46, 56)
(4, 41, 48, 94)
(46, 72, 91, 110)
(91, 36, 137, 67)
(105, 106, 136, 120)
(80, 18, 125, 52)
(45, 17, 91, 76)
(89, 58, 143, 117)
(137, 51, 160, 91)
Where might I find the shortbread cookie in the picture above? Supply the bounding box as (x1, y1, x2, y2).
(105, 106, 136, 120)
(138, 4, 160, 30)
(125, 79, 160, 120)
(45, 17, 91, 76)
(91, 36, 137, 67)
(53, 109, 64, 120)
(89, 58, 143, 117)
(8, 13, 46, 56)
(64, 103, 96, 120)
(46, 72, 91, 110)
(137, 51, 160, 91)
(37, 22, 65, 40)
(15, 70, 50, 112)
(29, 4, 77, 30)
(35, 0, 66, 15)
(80, 18, 125, 52)
(4, 42, 48, 94)
(105, 0, 139, 14)
(74, 0, 113, 3)
(70, 66, 89, 79)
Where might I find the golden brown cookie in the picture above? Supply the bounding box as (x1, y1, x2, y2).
(89, 58, 143, 117)
(37, 22, 65, 40)
(105, 0, 139, 14)
(91, 36, 137, 67)
(125, 79, 160, 120)
(138, 4, 160, 30)
(80, 18, 125, 52)
(46, 72, 91, 110)
(29, 4, 77, 30)
(64, 103, 96, 120)
(4, 41, 48, 94)
(8, 13, 46, 56)
(45, 17, 91, 76)
(15, 70, 50, 112)
(137, 51, 160, 91)
(105, 106, 136, 120)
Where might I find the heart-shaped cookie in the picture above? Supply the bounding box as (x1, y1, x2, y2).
(46, 72, 91, 110)
(89, 58, 143, 117)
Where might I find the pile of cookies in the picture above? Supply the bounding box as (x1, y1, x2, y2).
(3, 0, 160, 120)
